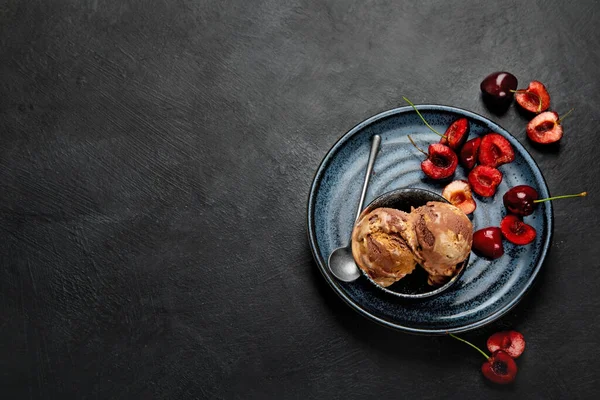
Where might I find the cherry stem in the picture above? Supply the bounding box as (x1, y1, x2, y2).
(510, 89, 542, 112)
(533, 192, 587, 203)
(556, 108, 574, 125)
(408, 135, 428, 157)
(448, 333, 490, 360)
(403, 96, 445, 138)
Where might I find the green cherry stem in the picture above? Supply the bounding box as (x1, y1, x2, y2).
(407, 135, 428, 156)
(448, 333, 490, 360)
(556, 108, 574, 125)
(403, 96, 445, 138)
(533, 192, 587, 203)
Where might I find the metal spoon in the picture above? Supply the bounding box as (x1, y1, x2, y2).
(328, 134, 381, 282)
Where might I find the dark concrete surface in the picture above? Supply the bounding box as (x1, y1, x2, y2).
(1, 0, 599, 398)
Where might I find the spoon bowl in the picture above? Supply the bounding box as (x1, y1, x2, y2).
(327, 246, 361, 282)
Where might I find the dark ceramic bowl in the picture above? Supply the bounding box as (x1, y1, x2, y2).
(356, 188, 470, 299)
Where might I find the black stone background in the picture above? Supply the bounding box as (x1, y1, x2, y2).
(1, 1, 599, 399)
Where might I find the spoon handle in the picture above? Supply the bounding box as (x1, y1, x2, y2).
(355, 134, 381, 221)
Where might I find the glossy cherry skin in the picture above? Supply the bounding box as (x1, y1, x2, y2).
(480, 72, 518, 104)
(459, 137, 481, 170)
(503, 185, 539, 216)
(472, 227, 504, 259)
(481, 350, 518, 384)
(440, 118, 470, 151)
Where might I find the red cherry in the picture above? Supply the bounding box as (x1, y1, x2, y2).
(481, 351, 518, 385)
(480, 72, 518, 105)
(500, 215, 537, 245)
(472, 227, 504, 259)
(459, 137, 481, 170)
(403, 98, 463, 179)
(513, 81, 551, 113)
(503, 185, 539, 216)
(503, 185, 587, 216)
(440, 118, 470, 151)
(526, 109, 573, 144)
(527, 111, 561, 144)
(478, 133, 515, 168)
(408, 136, 458, 180)
(487, 331, 526, 359)
(468, 165, 503, 197)
(449, 333, 517, 385)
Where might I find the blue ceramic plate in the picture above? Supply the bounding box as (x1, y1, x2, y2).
(307, 105, 553, 334)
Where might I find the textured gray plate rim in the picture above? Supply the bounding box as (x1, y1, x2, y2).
(307, 104, 554, 334)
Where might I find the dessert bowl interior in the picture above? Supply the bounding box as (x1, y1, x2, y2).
(356, 187, 470, 299)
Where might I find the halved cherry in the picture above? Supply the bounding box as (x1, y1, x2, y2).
(459, 137, 481, 170)
(468, 165, 502, 197)
(472, 227, 504, 259)
(500, 215, 536, 245)
(487, 331, 526, 359)
(449, 333, 518, 385)
(442, 180, 476, 214)
(409, 136, 458, 180)
(513, 81, 551, 113)
(440, 118, 470, 151)
(526, 109, 573, 144)
(478, 133, 515, 168)
(482, 351, 518, 385)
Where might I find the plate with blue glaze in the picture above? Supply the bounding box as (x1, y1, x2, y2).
(307, 105, 553, 334)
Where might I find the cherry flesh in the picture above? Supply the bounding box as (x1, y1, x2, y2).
(442, 180, 476, 215)
(468, 165, 503, 197)
(500, 215, 537, 245)
(478, 133, 515, 168)
(526, 109, 573, 144)
(487, 331, 526, 359)
(422, 144, 458, 179)
(514, 81, 551, 113)
(482, 351, 518, 385)
(409, 136, 458, 180)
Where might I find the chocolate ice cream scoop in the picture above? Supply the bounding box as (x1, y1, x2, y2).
(410, 201, 473, 285)
(349, 188, 472, 298)
(351, 207, 418, 287)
